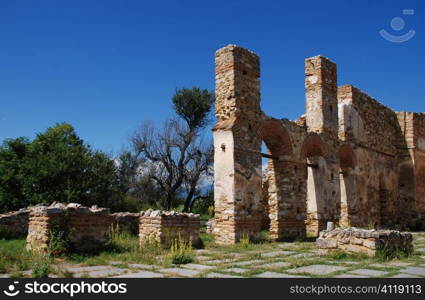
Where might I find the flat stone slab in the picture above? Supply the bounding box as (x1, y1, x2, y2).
(262, 251, 293, 258)
(195, 256, 211, 261)
(390, 273, 421, 278)
(333, 274, 368, 278)
(206, 272, 243, 278)
(181, 264, 214, 271)
(289, 253, 315, 259)
(223, 268, 248, 274)
(255, 272, 305, 278)
(81, 268, 126, 278)
(348, 269, 389, 277)
(235, 260, 262, 266)
(255, 262, 290, 268)
(159, 268, 201, 277)
(287, 264, 346, 275)
(128, 264, 156, 270)
(399, 267, 425, 276)
(415, 248, 425, 252)
(65, 265, 112, 273)
(205, 259, 234, 265)
(112, 271, 163, 278)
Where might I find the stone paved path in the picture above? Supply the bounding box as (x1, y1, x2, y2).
(2, 232, 425, 278)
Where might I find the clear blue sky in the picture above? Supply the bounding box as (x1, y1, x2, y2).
(1, 0, 424, 155)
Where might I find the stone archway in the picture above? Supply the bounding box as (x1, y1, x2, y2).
(258, 119, 303, 240)
(338, 144, 357, 227)
(300, 134, 329, 237)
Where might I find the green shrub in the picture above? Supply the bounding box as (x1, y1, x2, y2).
(168, 235, 193, 265)
(31, 252, 51, 278)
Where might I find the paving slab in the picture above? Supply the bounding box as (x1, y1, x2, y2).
(289, 253, 315, 259)
(205, 259, 234, 265)
(194, 256, 210, 262)
(77, 268, 126, 278)
(223, 267, 248, 274)
(64, 265, 112, 273)
(348, 269, 389, 277)
(255, 271, 306, 278)
(333, 274, 368, 278)
(180, 264, 214, 271)
(159, 268, 201, 277)
(255, 262, 290, 268)
(390, 273, 421, 278)
(206, 272, 243, 278)
(112, 271, 163, 278)
(287, 264, 346, 275)
(234, 260, 263, 266)
(385, 262, 412, 267)
(399, 267, 425, 276)
(128, 264, 156, 270)
(261, 251, 294, 258)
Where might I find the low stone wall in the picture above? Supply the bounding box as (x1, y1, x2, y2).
(0, 208, 31, 238)
(139, 210, 200, 247)
(26, 203, 112, 253)
(111, 212, 140, 235)
(316, 227, 413, 257)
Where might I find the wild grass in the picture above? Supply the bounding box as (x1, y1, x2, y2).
(0, 239, 31, 273)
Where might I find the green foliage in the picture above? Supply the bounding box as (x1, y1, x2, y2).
(172, 87, 215, 130)
(0, 225, 26, 239)
(239, 233, 251, 249)
(0, 239, 31, 273)
(191, 192, 214, 215)
(168, 235, 193, 264)
(31, 252, 51, 278)
(375, 246, 413, 261)
(0, 123, 122, 212)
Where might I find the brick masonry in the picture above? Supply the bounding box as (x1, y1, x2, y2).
(316, 228, 413, 257)
(26, 203, 112, 253)
(213, 44, 425, 244)
(139, 209, 200, 247)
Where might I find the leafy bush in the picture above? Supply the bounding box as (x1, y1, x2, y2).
(168, 235, 193, 265)
(31, 252, 51, 278)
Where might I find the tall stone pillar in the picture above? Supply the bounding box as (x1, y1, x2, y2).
(304, 55, 340, 235)
(305, 55, 338, 136)
(213, 45, 263, 244)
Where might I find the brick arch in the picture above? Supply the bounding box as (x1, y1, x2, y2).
(300, 133, 328, 159)
(338, 144, 357, 169)
(258, 119, 293, 156)
(338, 144, 357, 227)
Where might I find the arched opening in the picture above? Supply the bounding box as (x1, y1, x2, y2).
(415, 165, 425, 214)
(258, 119, 297, 240)
(338, 144, 357, 227)
(300, 134, 328, 237)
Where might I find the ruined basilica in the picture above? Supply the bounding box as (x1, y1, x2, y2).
(212, 45, 425, 244)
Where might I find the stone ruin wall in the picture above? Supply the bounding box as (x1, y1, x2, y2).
(316, 227, 413, 257)
(26, 203, 112, 253)
(212, 44, 425, 244)
(139, 210, 200, 247)
(0, 208, 30, 238)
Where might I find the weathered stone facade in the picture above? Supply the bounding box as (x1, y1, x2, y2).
(316, 228, 413, 257)
(26, 203, 112, 253)
(213, 44, 425, 244)
(139, 210, 200, 247)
